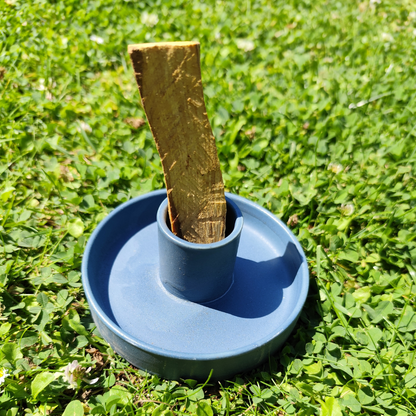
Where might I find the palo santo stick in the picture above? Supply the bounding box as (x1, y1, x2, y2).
(128, 41, 226, 244)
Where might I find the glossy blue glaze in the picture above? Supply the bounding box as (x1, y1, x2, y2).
(82, 190, 309, 380)
(157, 197, 243, 303)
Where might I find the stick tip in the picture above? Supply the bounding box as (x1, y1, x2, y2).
(128, 41, 200, 54)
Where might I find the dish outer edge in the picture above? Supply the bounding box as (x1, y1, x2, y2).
(81, 189, 310, 361)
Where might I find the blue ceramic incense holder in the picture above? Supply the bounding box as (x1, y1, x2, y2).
(82, 190, 309, 380)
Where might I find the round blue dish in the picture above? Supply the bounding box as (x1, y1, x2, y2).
(82, 190, 309, 380)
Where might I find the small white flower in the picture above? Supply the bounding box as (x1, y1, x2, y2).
(328, 162, 343, 174)
(64, 360, 80, 388)
(340, 204, 354, 216)
(0, 368, 9, 385)
(381, 32, 393, 42)
(141, 11, 158, 27)
(90, 35, 104, 44)
(79, 121, 92, 133)
(37, 78, 46, 91)
(409, 11, 416, 20)
(236, 39, 255, 52)
(64, 360, 98, 389)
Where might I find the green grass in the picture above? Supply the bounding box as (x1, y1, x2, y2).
(1, 0, 416, 414)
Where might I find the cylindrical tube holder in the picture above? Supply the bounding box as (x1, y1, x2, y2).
(157, 197, 243, 303)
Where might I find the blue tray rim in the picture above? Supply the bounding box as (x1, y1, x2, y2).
(82, 189, 309, 361)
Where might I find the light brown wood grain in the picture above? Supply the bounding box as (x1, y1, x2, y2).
(128, 41, 226, 244)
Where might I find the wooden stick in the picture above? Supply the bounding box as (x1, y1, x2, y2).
(128, 41, 226, 244)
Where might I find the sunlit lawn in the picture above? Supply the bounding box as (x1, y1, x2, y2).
(1, 0, 416, 414)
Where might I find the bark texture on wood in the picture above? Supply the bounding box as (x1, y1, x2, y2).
(128, 41, 226, 244)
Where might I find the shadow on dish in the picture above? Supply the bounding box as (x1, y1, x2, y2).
(205, 242, 303, 318)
